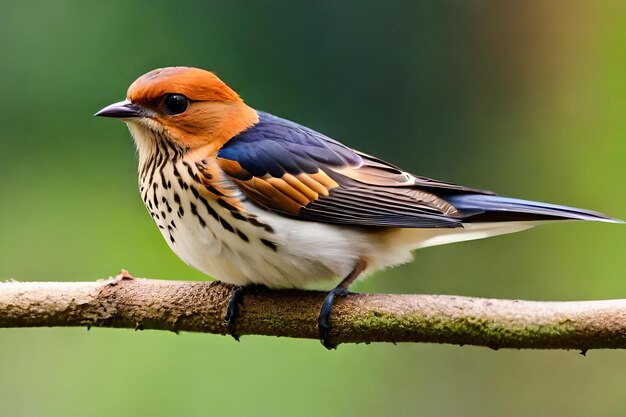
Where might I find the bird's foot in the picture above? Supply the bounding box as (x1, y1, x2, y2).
(225, 286, 245, 341)
(225, 284, 267, 341)
(318, 287, 350, 350)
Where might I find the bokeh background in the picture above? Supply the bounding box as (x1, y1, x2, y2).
(1, 1, 626, 416)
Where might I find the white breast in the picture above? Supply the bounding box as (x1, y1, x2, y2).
(139, 156, 374, 288)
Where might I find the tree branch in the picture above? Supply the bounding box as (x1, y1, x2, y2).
(2, 273, 626, 351)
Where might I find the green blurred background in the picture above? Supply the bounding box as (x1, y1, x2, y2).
(1, 1, 626, 416)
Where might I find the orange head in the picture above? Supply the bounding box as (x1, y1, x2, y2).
(96, 67, 258, 153)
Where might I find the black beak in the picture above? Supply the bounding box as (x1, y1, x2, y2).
(94, 100, 144, 119)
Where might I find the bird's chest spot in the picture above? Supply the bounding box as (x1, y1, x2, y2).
(140, 176, 180, 244)
(139, 160, 279, 257)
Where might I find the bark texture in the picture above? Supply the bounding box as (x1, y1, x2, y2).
(2, 274, 626, 350)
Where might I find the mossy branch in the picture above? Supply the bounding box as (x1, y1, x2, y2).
(2, 272, 626, 351)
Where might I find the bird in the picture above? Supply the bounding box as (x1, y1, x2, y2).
(96, 66, 622, 349)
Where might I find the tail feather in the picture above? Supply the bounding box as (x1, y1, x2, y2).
(445, 194, 623, 224)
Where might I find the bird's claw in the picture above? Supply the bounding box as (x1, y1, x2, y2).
(225, 286, 244, 341)
(318, 287, 349, 350)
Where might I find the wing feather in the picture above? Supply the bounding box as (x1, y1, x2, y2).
(215, 111, 491, 228)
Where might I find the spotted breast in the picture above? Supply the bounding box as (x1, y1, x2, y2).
(131, 121, 372, 289)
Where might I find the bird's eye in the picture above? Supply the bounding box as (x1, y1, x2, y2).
(162, 94, 189, 115)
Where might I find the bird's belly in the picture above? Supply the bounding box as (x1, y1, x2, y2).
(142, 174, 370, 288)
(165, 208, 370, 288)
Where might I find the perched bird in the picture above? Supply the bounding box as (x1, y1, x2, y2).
(96, 66, 621, 348)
